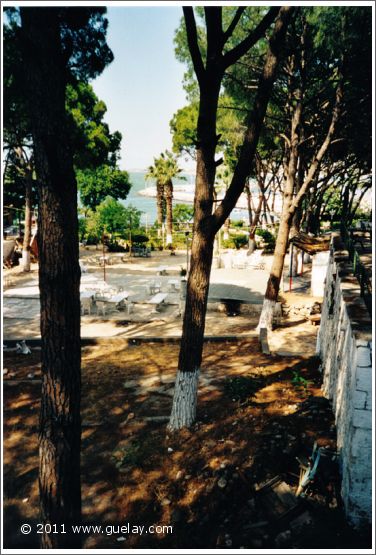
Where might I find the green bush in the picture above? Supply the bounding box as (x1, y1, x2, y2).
(131, 233, 149, 245)
(107, 241, 126, 252)
(232, 219, 244, 228)
(78, 217, 87, 242)
(255, 228, 274, 241)
(221, 232, 248, 250)
(233, 234, 248, 249)
(84, 235, 99, 246)
(255, 228, 275, 252)
(221, 237, 236, 249)
(223, 375, 262, 401)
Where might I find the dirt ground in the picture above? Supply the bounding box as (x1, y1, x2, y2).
(3, 339, 370, 550)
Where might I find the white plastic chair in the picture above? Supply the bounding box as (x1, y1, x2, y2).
(81, 297, 92, 315)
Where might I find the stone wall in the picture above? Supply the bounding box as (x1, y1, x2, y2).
(311, 251, 330, 297)
(317, 233, 372, 528)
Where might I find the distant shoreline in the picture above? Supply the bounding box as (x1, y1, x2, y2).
(138, 185, 257, 212)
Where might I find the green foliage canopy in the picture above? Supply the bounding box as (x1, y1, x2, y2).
(76, 165, 131, 210)
(146, 150, 186, 186)
(83, 198, 141, 240)
(3, 7, 128, 219)
(66, 81, 122, 169)
(172, 203, 194, 224)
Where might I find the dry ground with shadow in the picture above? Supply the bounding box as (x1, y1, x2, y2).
(3, 339, 370, 550)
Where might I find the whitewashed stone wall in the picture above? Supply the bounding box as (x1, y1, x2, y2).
(317, 234, 372, 528)
(311, 251, 330, 297)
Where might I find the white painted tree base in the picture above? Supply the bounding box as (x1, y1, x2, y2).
(247, 239, 256, 254)
(167, 368, 200, 431)
(166, 233, 173, 245)
(256, 298, 276, 331)
(22, 250, 31, 272)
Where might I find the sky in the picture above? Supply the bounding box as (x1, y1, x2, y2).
(92, 7, 195, 173)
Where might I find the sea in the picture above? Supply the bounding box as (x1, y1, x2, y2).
(122, 171, 194, 225)
(123, 171, 254, 225)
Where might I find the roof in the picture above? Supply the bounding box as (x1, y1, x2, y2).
(290, 232, 331, 254)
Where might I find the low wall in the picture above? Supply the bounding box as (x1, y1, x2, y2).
(317, 233, 372, 528)
(311, 251, 330, 297)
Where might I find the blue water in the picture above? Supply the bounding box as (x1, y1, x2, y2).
(122, 171, 254, 225)
(122, 172, 195, 225)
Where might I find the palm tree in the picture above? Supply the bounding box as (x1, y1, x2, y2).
(145, 162, 166, 237)
(146, 151, 185, 245)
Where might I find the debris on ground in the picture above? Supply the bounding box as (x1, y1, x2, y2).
(3, 341, 370, 549)
(16, 340, 31, 355)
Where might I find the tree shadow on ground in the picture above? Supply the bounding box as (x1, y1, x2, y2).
(3, 343, 370, 549)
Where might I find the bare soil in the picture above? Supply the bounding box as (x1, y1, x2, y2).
(3, 339, 370, 550)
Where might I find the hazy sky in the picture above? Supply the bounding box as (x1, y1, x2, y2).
(92, 6, 195, 172)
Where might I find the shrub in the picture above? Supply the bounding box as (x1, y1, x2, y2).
(221, 237, 236, 249)
(223, 375, 262, 401)
(106, 241, 126, 252)
(233, 234, 248, 249)
(255, 228, 274, 242)
(131, 233, 149, 245)
(232, 219, 244, 228)
(84, 235, 99, 246)
(255, 228, 275, 252)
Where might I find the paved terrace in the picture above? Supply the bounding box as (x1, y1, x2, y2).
(3, 247, 321, 356)
(3, 249, 270, 340)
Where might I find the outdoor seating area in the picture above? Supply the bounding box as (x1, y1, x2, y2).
(231, 249, 265, 270)
(131, 245, 151, 257)
(77, 267, 186, 318)
(168, 278, 180, 292)
(156, 265, 168, 275)
(82, 253, 131, 266)
(80, 282, 132, 316)
(147, 292, 168, 312)
(148, 280, 162, 294)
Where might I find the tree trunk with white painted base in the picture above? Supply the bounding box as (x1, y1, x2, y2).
(257, 214, 292, 330)
(168, 205, 215, 430)
(22, 175, 33, 272)
(168, 6, 294, 430)
(167, 368, 200, 430)
(258, 46, 302, 331)
(248, 238, 256, 254)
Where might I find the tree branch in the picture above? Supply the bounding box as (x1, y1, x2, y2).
(289, 78, 343, 215)
(212, 6, 294, 230)
(205, 7, 223, 62)
(183, 7, 205, 85)
(222, 7, 279, 70)
(222, 7, 246, 45)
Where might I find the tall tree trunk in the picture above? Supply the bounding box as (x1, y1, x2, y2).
(258, 74, 342, 329)
(156, 180, 165, 236)
(168, 6, 294, 430)
(249, 194, 264, 252)
(244, 181, 255, 252)
(258, 209, 293, 330)
(22, 173, 33, 271)
(165, 179, 173, 245)
(258, 51, 302, 330)
(290, 208, 302, 276)
(169, 219, 215, 428)
(21, 8, 82, 548)
(168, 77, 219, 429)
